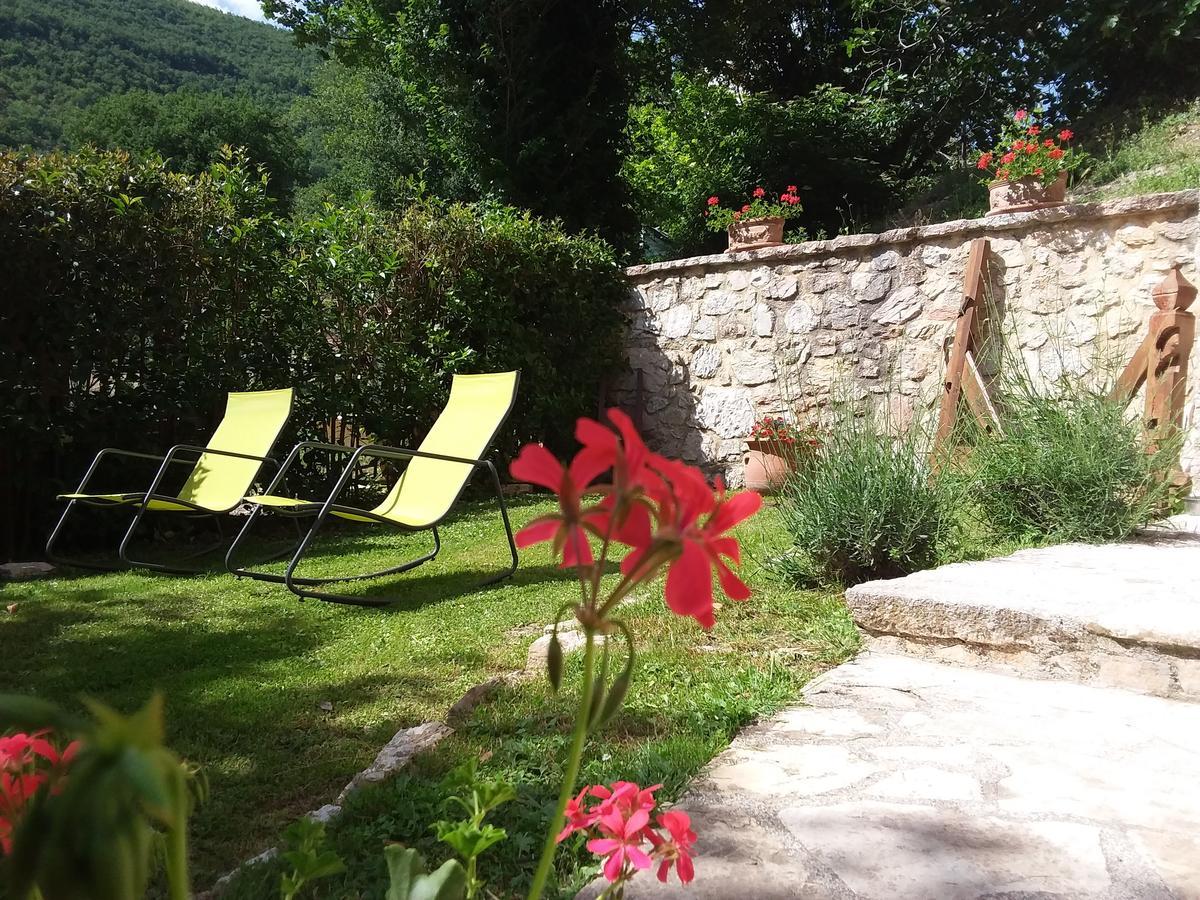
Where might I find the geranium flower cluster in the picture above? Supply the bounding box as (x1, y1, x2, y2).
(511, 409, 762, 629)
(703, 185, 803, 232)
(558, 781, 697, 891)
(516, 411, 761, 898)
(0, 731, 78, 854)
(975, 108, 1078, 185)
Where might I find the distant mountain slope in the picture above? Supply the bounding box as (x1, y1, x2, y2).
(0, 0, 317, 148)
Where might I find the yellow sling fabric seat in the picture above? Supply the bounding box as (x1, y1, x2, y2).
(48, 389, 294, 573)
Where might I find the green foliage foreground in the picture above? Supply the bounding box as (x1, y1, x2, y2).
(0, 148, 627, 560)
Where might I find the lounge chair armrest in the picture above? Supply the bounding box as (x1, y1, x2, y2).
(165, 444, 279, 464)
(353, 443, 491, 468)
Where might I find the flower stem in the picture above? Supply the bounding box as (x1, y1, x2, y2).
(526, 631, 597, 900)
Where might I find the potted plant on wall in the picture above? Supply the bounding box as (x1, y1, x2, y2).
(744, 415, 820, 491)
(705, 185, 803, 251)
(976, 108, 1080, 215)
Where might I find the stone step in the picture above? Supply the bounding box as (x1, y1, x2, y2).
(587, 653, 1200, 899)
(844, 520, 1200, 701)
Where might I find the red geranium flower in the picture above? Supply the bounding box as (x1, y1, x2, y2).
(1000, 151, 1017, 165)
(1014, 109, 1028, 121)
(752, 186, 765, 198)
(510, 444, 608, 567)
(976, 152, 993, 170)
(1026, 126, 1040, 136)
(1058, 129, 1073, 141)
(707, 196, 719, 206)
(1044, 139, 1055, 148)
(740, 204, 751, 212)
(1012, 139, 1026, 151)
(1049, 148, 1064, 160)
(648, 810, 697, 884)
(787, 184, 798, 192)
(732, 211, 741, 220)
(620, 461, 761, 628)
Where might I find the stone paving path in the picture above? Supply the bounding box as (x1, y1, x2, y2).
(593, 520, 1200, 899)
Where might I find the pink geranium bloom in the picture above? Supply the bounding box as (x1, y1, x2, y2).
(587, 806, 654, 882)
(620, 460, 762, 627)
(556, 786, 600, 843)
(648, 810, 698, 883)
(509, 444, 609, 567)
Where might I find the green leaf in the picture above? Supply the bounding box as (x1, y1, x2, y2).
(384, 846, 468, 900)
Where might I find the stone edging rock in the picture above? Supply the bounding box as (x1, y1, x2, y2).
(200, 623, 598, 898)
(625, 189, 1200, 279)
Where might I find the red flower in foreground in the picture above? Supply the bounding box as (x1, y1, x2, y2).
(648, 810, 697, 884)
(1048, 148, 1064, 160)
(1000, 151, 1017, 165)
(587, 806, 654, 882)
(787, 184, 798, 193)
(0, 731, 78, 855)
(740, 204, 751, 213)
(510, 444, 608, 567)
(1058, 129, 1074, 141)
(707, 195, 719, 206)
(1026, 126, 1040, 136)
(622, 461, 762, 628)
(976, 152, 993, 170)
(752, 186, 766, 198)
(1014, 108, 1028, 121)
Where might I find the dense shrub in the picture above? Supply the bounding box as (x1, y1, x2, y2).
(773, 411, 961, 587)
(968, 380, 1181, 544)
(0, 148, 626, 559)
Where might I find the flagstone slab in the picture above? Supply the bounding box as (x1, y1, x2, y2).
(584, 653, 1200, 899)
(845, 522, 1200, 699)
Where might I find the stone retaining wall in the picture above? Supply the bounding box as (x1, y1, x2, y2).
(615, 190, 1200, 490)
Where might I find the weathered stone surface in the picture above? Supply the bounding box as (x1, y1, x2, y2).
(846, 523, 1200, 699)
(691, 346, 721, 378)
(697, 387, 755, 437)
(337, 721, 454, 802)
(784, 300, 818, 334)
(0, 562, 54, 580)
(584, 652, 1200, 899)
(850, 270, 892, 302)
(871, 286, 924, 325)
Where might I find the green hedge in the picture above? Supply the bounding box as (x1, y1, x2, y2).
(0, 148, 627, 559)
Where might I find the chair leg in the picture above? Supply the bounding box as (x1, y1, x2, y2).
(44, 500, 128, 572)
(283, 462, 518, 607)
(117, 511, 228, 576)
(225, 505, 310, 580)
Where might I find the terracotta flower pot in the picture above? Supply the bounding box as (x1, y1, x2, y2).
(986, 171, 1067, 215)
(727, 217, 785, 252)
(743, 440, 794, 492)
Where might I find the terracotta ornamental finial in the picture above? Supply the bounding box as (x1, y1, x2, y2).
(1151, 264, 1197, 311)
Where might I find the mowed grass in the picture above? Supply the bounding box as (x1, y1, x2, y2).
(0, 496, 857, 894)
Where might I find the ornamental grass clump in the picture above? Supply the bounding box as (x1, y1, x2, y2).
(773, 409, 960, 586)
(968, 376, 1181, 544)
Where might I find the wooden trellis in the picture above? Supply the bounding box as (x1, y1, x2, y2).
(933, 237, 1002, 453)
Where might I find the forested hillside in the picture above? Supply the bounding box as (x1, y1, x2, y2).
(0, 0, 317, 148)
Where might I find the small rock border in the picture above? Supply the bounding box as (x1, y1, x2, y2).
(201, 622, 598, 898)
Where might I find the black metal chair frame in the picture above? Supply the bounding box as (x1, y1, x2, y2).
(46, 445, 281, 575)
(225, 441, 518, 607)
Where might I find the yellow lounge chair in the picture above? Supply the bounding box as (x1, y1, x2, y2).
(47, 388, 294, 574)
(225, 371, 520, 606)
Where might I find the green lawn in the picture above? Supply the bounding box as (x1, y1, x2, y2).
(0, 496, 857, 896)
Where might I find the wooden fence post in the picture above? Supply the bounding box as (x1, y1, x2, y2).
(1110, 264, 1196, 487)
(934, 238, 1002, 455)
